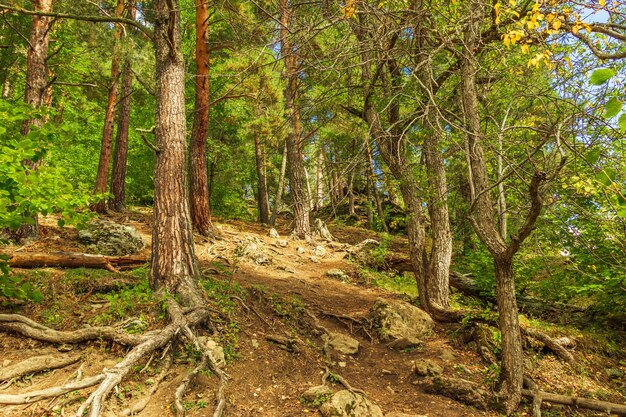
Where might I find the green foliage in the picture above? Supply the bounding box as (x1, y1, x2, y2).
(589, 68, 616, 86)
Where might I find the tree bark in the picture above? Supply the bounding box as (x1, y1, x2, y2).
(314, 142, 325, 211)
(270, 140, 288, 226)
(92, 0, 125, 214)
(280, 0, 310, 238)
(17, 0, 53, 240)
(109, 1, 136, 212)
(9, 252, 146, 271)
(459, 2, 524, 411)
(151, 0, 201, 306)
(188, 0, 214, 236)
(254, 135, 270, 224)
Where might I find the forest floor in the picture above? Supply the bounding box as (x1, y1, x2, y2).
(0, 208, 625, 417)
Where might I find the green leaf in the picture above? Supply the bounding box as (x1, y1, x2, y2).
(619, 113, 626, 133)
(597, 168, 617, 187)
(590, 68, 616, 85)
(605, 97, 623, 118)
(585, 148, 602, 165)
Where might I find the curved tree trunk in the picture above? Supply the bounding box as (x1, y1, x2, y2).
(16, 0, 53, 240)
(92, 0, 125, 214)
(109, 1, 136, 212)
(280, 0, 310, 238)
(189, 0, 214, 236)
(151, 0, 201, 306)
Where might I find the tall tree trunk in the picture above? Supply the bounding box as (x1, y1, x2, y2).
(109, 1, 136, 212)
(92, 0, 125, 213)
(365, 140, 389, 233)
(347, 171, 355, 216)
(270, 140, 288, 226)
(189, 0, 214, 236)
(314, 142, 325, 211)
(366, 174, 374, 229)
(254, 135, 270, 224)
(459, 2, 523, 411)
(16, 0, 53, 240)
(423, 115, 452, 315)
(280, 0, 310, 238)
(151, 0, 200, 306)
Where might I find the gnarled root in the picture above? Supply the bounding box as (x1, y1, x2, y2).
(120, 353, 173, 417)
(0, 375, 105, 405)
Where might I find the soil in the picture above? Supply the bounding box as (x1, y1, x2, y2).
(0, 210, 624, 417)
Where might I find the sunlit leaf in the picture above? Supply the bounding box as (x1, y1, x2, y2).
(589, 68, 615, 85)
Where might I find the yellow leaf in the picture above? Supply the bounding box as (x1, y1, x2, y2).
(599, 0, 606, 6)
(521, 44, 530, 54)
(552, 19, 562, 30)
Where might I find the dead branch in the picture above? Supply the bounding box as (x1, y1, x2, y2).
(0, 354, 80, 382)
(521, 327, 575, 365)
(0, 375, 104, 405)
(522, 389, 626, 416)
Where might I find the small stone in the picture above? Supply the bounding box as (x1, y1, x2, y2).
(605, 368, 624, 379)
(277, 265, 295, 273)
(386, 413, 428, 417)
(320, 390, 383, 417)
(440, 347, 456, 361)
(2, 359, 11, 367)
(326, 269, 349, 281)
(269, 228, 280, 238)
(413, 359, 443, 376)
(338, 361, 347, 368)
(301, 385, 333, 403)
(309, 256, 321, 263)
(323, 332, 359, 355)
(297, 247, 306, 255)
(57, 344, 73, 352)
(277, 239, 289, 247)
(313, 245, 327, 257)
(251, 339, 260, 349)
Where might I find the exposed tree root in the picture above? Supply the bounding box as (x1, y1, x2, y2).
(0, 375, 104, 405)
(321, 367, 366, 396)
(0, 295, 228, 417)
(120, 354, 172, 416)
(0, 314, 151, 346)
(0, 354, 80, 382)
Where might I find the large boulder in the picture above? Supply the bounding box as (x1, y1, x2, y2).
(348, 239, 384, 269)
(320, 390, 383, 417)
(369, 299, 433, 349)
(324, 332, 359, 355)
(78, 219, 144, 256)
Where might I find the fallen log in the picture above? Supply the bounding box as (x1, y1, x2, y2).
(522, 389, 626, 416)
(7, 252, 147, 272)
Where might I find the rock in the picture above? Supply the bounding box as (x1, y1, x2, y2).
(276, 239, 289, 247)
(348, 239, 383, 269)
(297, 247, 307, 255)
(198, 336, 225, 366)
(386, 413, 428, 417)
(440, 347, 456, 361)
(301, 385, 333, 404)
(269, 228, 280, 238)
(78, 219, 144, 256)
(326, 269, 349, 281)
(277, 265, 295, 273)
(123, 318, 147, 333)
(323, 332, 359, 355)
(423, 377, 489, 410)
(413, 359, 443, 377)
(314, 245, 327, 257)
(314, 218, 334, 241)
(251, 339, 259, 349)
(605, 368, 624, 379)
(235, 241, 271, 265)
(369, 299, 433, 349)
(2, 359, 11, 367)
(320, 390, 383, 417)
(310, 256, 321, 263)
